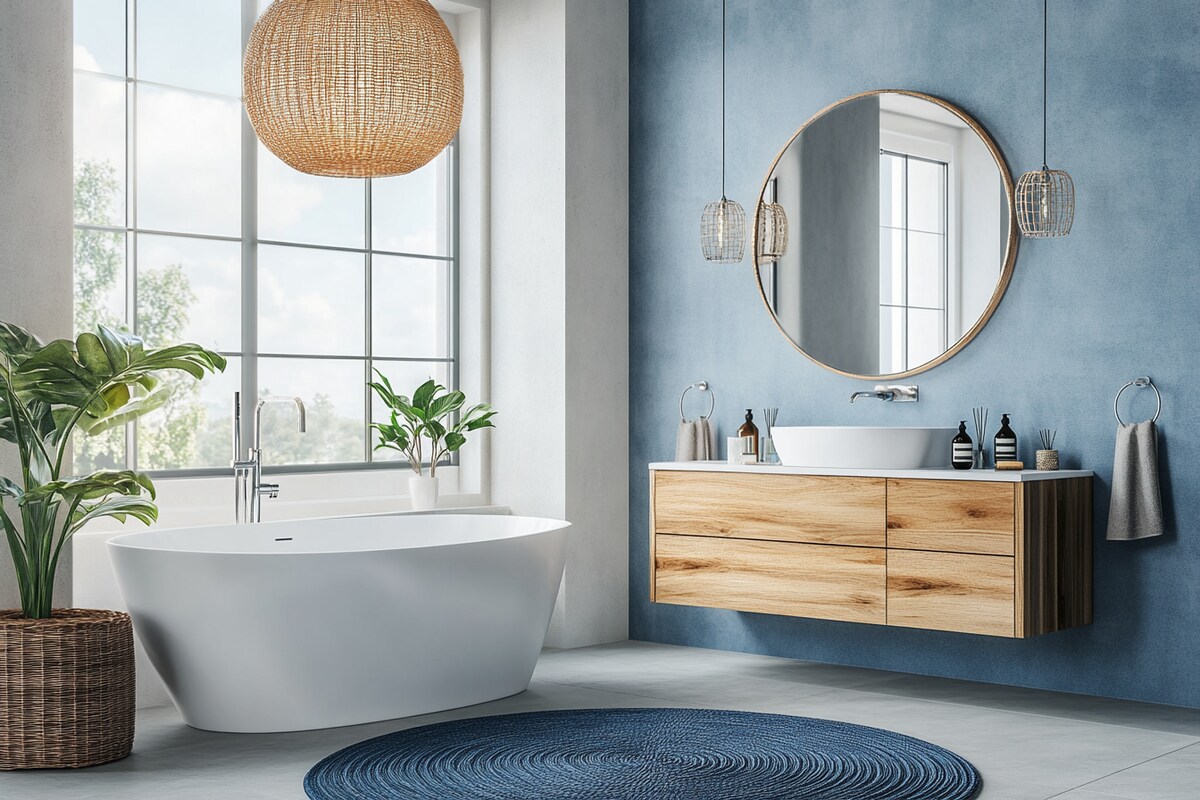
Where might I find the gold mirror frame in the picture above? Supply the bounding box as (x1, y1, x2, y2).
(752, 89, 1019, 380)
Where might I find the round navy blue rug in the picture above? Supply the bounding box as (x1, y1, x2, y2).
(304, 708, 981, 799)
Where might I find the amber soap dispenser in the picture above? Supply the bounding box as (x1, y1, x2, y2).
(737, 409, 759, 462)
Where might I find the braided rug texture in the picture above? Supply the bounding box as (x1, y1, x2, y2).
(304, 707, 981, 799)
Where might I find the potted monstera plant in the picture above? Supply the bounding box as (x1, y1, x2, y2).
(369, 373, 495, 511)
(0, 321, 224, 769)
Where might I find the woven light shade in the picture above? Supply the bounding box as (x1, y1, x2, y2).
(701, 0, 745, 264)
(702, 198, 746, 263)
(755, 201, 789, 265)
(1017, 0, 1075, 238)
(1016, 168, 1074, 237)
(244, 0, 464, 178)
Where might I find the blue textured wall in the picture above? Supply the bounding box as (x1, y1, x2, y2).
(628, 0, 1200, 707)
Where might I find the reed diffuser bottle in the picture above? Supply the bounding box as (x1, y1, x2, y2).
(1036, 428, 1059, 471)
(972, 407, 989, 469)
(760, 408, 779, 464)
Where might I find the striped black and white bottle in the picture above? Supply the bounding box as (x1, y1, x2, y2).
(994, 413, 1018, 464)
(952, 421, 973, 470)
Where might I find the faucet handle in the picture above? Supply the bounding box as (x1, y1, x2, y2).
(877, 384, 919, 402)
(258, 482, 279, 499)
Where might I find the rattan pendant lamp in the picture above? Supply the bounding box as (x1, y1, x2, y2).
(701, 0, 746, 262)
(755, 200, 788, 265)
(244, 0, 464, 178)
(1016, 0, 1075, 237)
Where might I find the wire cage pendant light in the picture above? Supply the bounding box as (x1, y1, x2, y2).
(755, 200, 789, 265)
(701, 0, 746, 262)
(1016, 0, 1075, 237)
(243, 0, 464, 179)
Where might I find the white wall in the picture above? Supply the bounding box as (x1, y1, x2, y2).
(0, 0, 74, 609)
(562, 0, 630, 647)
(490, 0, 568, 539)
(491, 0, 630, 648)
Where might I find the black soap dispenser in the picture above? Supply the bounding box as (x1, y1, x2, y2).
(994, 413, 1017, 464)
(952, 421, 973, 470)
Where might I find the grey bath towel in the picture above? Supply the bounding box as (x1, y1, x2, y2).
(1106, 420, 1164, 541)
(675, 418, 715, 461)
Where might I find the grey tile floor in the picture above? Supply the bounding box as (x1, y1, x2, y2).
(2, 640, 1197, 799)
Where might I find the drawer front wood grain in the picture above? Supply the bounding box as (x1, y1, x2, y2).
(887, 550, 1015, 637)
(887, 479, 1015, 556)
(654, 535, 886, 624)
(653, 470, 886, 547)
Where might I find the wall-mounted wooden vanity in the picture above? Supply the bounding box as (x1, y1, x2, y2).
(649, 463, 1093, 638)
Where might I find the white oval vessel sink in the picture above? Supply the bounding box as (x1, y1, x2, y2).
(771, 426, 956, 470)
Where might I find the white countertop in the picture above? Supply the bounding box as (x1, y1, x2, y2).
(649, 461, 1093, 483)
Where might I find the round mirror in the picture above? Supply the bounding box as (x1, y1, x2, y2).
(754, 90, 1018, 378)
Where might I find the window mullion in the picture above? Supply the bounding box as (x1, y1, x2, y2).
(125, 0, 138, 470)
(239, 0, 259, 459)
(364, 178, 374, 463)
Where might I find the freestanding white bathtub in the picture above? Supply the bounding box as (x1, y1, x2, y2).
(107, 514, 570, 733)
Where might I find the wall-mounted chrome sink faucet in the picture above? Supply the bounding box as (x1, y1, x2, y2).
(849, 385, 919, 403)
(232, 392, 307, 524)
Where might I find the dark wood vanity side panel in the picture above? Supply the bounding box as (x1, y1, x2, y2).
(1016, 477, 1093, 637)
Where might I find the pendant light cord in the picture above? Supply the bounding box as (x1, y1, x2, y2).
(1041, 0, 1048, 170)
(720, 0, 727, 200)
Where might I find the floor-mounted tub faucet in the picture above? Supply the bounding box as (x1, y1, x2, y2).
(232, 392, 307, 523)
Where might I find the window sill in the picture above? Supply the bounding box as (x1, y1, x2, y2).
(77, 466, 487, 533)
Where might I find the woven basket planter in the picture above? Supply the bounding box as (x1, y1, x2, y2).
(0, 609, 135, 769)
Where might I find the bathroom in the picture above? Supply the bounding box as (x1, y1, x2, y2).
(0, 0, 1197, 798)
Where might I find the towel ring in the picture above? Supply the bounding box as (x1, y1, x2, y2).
(680, 382, 714, 422)
(1114, 376, 1161, 425)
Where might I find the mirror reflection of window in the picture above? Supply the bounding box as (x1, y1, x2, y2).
(878, 151, 948, 374)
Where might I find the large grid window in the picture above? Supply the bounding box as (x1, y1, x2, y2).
(72, 0, 458, 475)
(878, 150, 948, 374)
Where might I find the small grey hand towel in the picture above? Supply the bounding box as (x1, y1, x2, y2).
(1106, 420, 1164, 541)
(675, 418, 715, 461)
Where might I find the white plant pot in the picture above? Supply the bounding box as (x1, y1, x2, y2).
(409, 475, 439, 511)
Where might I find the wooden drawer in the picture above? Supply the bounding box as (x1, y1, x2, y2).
(654, 535, 886, 624)
(653, 470, 885, 547)
(887, 479, 1015, 556)
(887, 550, 1014, 637)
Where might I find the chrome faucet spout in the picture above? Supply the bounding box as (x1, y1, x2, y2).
(849, 385, 920, 404)
(850, 390, 895, 403)
(255, 396, 307, 450)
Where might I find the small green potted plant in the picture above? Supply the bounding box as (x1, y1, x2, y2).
(0, 321, 224, 769)
(369, 372, 495, 511)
